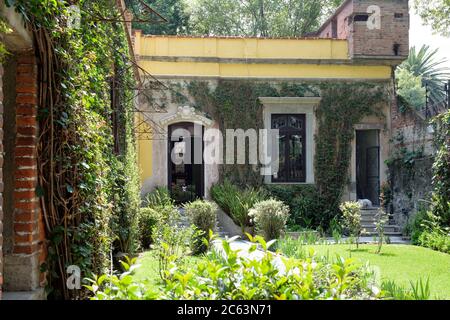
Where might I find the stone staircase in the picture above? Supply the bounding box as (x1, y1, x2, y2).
(360, 208, 402, 237)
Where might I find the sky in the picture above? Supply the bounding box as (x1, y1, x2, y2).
(409, 8, 450, 70)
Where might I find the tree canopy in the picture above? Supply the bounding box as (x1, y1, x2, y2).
(414, 0, 450, 37)
(128, 0, 190, 35)
(397, 45, 449, 107)
(189, 0, 345, 37)
(130, 0, 345, 37)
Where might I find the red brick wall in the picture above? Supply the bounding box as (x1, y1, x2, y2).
(13, 54, 43, 257)
(318, 0, 409, 58)
(0, 63, 4, 299)
(351, 0, 409, 58)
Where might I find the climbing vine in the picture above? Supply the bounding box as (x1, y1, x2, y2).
(315, 83, 387, 225)
(186, 80, 387, 228)
(7, 0, 140, 299)
(431, 110, 450, 225)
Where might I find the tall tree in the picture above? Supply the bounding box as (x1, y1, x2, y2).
(188, 0, 344, 37)
(128, 0, 190, 35)
(414, 0, 450, 37)
(397, 45, 449, 106)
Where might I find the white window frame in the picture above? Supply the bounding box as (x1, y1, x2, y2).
(260, 97, 321, 184)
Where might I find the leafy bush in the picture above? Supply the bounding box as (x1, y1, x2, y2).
(184, 200, 218, 254)
(88, 236, 382, 300)
(86, 257, 157, 300)
(396, 68, 426, 110)
(171, 184, 197, 204)
(406, 208, 428, 242)
(265, 184, 324, 229)
(249, 199, 290, 241)
(339, 201, 363, 248)
(144, 187, 173, 208)
(152, 214, 194, 281)
(276, 236, 308, 259)
(417, 229, 450, 254)
(138, 208, 160, 249)
(211, 180, 267, 230)
(409, 209, 450, 254)
(382, 278, 431, 300)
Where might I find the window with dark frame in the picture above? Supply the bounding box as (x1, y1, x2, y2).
(271, 114, 306, 183)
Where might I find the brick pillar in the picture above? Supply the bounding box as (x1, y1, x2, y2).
(3, 52, 44, 294)
(14, 54, 40, 256)
(0, 63, 4, 299)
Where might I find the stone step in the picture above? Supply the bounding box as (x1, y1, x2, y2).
(362, 225, 401, 233)
(361, 216, 377, 222)
(363, 231, 403, 237)
(360, 210, 379, 216)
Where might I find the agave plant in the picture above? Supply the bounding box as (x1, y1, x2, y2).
(398, 45, 449, 107)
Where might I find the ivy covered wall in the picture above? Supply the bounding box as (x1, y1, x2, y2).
(6, 0, 141, 299)
(145, 79, 390, 228)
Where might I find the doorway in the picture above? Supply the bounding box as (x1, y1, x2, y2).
(356, 130, 380, 206)
(168, 122, 204, 203)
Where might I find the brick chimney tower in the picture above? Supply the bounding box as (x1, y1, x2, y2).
(317, 0, 410, 63)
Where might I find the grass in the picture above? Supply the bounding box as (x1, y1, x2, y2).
(132, 250, 201, 290)
(133, 244, 450, 299)
(303, 244, 450, 299)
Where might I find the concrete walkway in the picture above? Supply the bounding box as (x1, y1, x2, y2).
(324, 236, 411, 245)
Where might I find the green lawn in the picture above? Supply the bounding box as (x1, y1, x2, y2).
(133, 251, 201, 290)
(304, 244, 450, 299)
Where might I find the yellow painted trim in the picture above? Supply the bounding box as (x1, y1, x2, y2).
(139, 37, 349, 60)
(140, 61, 392, 80)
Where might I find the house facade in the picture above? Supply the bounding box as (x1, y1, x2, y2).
(136, 0, 410, 209)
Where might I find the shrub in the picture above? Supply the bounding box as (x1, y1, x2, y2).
(276, 236, 307, 259)
(417, 229, 450, 254)
(151, 205, 194, 281)
(407, 208, 428, 242)
(382, 278, 431, 300)
(171, 184, 197, 204)
(249, 199, 290, 241)
(211, 180, 267, 230)
(144, 187, 173, 208)
(375, 209, 389, 254)
(409, 209, 450, 254)
(88, 236, 382, 300)
(265, 184, 324, 229)
(184, 200, 218, 254)
(339, 201, 363, 248)
(138, 208, 160, 249)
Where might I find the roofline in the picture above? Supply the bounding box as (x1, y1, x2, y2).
(315, 0, 352, 35)
(137, 33, 347, 41)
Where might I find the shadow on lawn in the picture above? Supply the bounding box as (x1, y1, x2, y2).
(343, 248, 397, 257)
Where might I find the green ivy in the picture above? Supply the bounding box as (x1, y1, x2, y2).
(431, 110, 450, 225)
(7, 0, 140, 299)
(186, 80, 387, 228)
